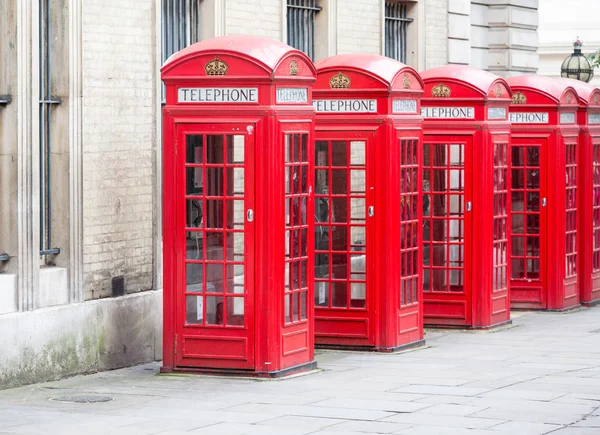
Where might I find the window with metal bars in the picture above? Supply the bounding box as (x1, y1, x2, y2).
(161, 0, 201, 100)
(385, 2, 413, 64)
(287, 0, 321, 60)
(39, 0, 61, 256)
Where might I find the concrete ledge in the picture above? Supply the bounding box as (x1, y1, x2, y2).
(0, 274, 17, 314)
(0, 289, 162, 390)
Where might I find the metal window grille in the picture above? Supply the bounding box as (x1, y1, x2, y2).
(287, 0, 321, 60)
(0, 94, 10, 261)
(39, 0, 61, 256)
(385, 2, 413, 63)
(161, 0, 201, 101)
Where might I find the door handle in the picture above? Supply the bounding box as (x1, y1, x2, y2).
(247, 209, 254, 222)
(368, 206, 374, 217)
(466, 202, 472, 212)
(542, 198, 547, 207)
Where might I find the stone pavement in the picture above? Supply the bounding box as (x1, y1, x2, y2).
(2, 309, 600, 435)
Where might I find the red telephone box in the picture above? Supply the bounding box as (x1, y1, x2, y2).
(506, 75, 580, 310)
(161, 35, 317, 376)
(311, 54, 424, 350)
(557, 79, 600, 306)
(420, 66, 512, 328)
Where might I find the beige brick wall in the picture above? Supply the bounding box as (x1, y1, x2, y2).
(337, 0, 381, 55)
(81, 0, 156, 299)
(425, 0, 449, 68)
(226, 0, 282, 39)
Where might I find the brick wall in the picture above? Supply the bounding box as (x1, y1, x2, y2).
(337, 0, 381, 55)
(226, 0, 282, 39)
(81, 0, 156, 299)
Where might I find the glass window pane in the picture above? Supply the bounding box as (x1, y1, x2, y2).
(350, 198, 366, 222)
(301, 291, 307, 319)
(226, 200, 245, 229)
(315, 254, 330, 278)
(226, 264, 244, 294)
(186, 262, 204, 292)
(316, 281, 329, 306)
(301, 134, 308, 162)
(350, 141, 365, 166)
(527, 147, 539, 166)
(351, 226, 366, 251)
(187, 199, 204, 228)
(206, 168, 223, 196)
(332, 197, 348, 222)
(206, 263, 224, 293)
(315, 141, 328, 166)
(186, 231, 204, 260)
(226, 167, 244, 196)
(226, 232, 244, 261)
(227, 135, 244, 164)
(186, 167, 204, 195)
(449, 144, 462, 166)
(186, 135, 204, 164)
(226, 297, 244, 326)
(351, 283, 366, 308)
(206, 296, 224, 325)
(331, 170, 347, 194)
(205, 200, 223, 229)
(186, 295, 204, 324)
(350, 170, 366, 194)
(332, 141, 347, 166)
(206, 231, 224, 260)
(206, 135, 224, 164)
(332, 281, 348, 307)
(316, 170, 329, 194)
(285, 134, 291, 163)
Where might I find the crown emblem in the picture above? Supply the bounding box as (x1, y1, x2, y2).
(289, 59, 299, 76)
(512, 91, 527, 104)
(566, 93, 573, 104)
(204, 56, 228, 76)
(495, 85, 503, 98)
(432, 83, 451, 98)
(330, 72, 351, 89)
(403, 74, 411, 89)
(595, 94, 599, 105)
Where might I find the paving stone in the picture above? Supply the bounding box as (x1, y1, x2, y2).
(381, 413, 506, 429)
(189, 422, 312, 435)
(325, 420, 412, 433)
(254, 416, 343, 431)
(389, 385, 491, 397)
(309, 398, 433, 413)
(225, 403, 394, 420)
(488, 421, 562, 434)
(415, 403, 489, 416)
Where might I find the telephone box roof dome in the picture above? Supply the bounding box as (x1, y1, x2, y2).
(420, 65, 508, 97)
(315, 53, 423, 87)
(161, 35, 314, 74)
(506, 75, 578, 103)
(556, 77, 600, 105)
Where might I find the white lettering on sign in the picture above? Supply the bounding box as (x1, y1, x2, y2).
(589, 114, 600, 124)
(276, 87, 308, 104)
(509, 112, 549, 124)
(313, 99, 377, 113)
(560, 112, 576, 124)
(488, 107, 507, 120)
(178, 87, 258, 103)
(392, 99, 417, 113)
(421, 106, 475, 119)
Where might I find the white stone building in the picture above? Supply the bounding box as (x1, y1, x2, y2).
(0, 0, 539, 388)
(538, 0, 600, 87)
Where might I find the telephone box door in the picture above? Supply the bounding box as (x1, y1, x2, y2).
(314, 132, 375, 346)
(510, 137, 547, 308)
(422, 137, 473, 326)
(176, 123, 255, 370)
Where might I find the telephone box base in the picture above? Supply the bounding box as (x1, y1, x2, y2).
(315, 339, 426, 353)
(511, 304, 582, 312)
(582, 299, 600, 308)
(159, 360, 318, 379)
(424, 320, 512, 331)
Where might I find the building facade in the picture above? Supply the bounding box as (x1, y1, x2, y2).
(0, 0, 539, 389)
(538, 0, 600, 87)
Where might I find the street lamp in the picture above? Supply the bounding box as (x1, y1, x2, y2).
(561, 37, 594, 83)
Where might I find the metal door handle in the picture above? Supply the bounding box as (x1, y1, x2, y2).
(542, 198, 547, 207)
(466, 202, 472, 212)
(247, 209, 254, 222)
(368, 206, 374, 217)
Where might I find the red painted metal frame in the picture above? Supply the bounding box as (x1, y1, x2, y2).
(559, 79, 600, 306)
(161, 35, 317, 376)
(506, 75, 580, 311)
(420, 65, 512, 328)
(312, 54, 424, 351)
